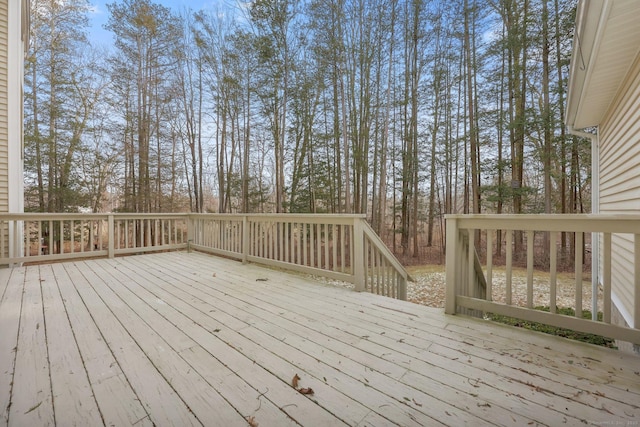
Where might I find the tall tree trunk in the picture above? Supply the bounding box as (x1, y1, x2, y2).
(542, 0, 552, 257)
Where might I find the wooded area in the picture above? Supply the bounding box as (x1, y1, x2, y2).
(23, 0, 589, 261)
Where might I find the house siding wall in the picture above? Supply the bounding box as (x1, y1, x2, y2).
(0, 0, 8, 215)
(599, 50, 640, 328)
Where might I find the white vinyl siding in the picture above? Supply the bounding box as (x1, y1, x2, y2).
(599, 50, 640, 327)
(0, 0, 8, 215)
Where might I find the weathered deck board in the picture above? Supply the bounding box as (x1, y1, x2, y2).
(1, 251, 639, 426)
(51, 262, 152, 426)
(0, 268, 20, 425)
(141, 254, 530, 425)
(157, 252, 640, 424)
(39, 264, 103, 426)
(10, 266, 54, 426)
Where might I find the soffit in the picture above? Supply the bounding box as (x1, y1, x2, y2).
(566, 0, 640, 129)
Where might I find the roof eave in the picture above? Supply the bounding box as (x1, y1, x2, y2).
(565, 0, 609, 130)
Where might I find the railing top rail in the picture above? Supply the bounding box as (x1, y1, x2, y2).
(0, 213, 111, 220)
(1, 212, 368, 219)
(188, 213, 367, 219)
(447, 214, 640, 233)
(0, 213, 190, 220)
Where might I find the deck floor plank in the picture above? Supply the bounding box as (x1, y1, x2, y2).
(112, 256, 375, 426)
(65, 261, 202, 427)
(3, 251, 639, 426)
(9, 266, 55, 426)
(0, 268, 21, 424)
(38, 264, 103, 426)
(77, 259, 246, 427)
(163, 252, 640, 423)
(52, 262, 152, 427)
(127, 254, 450, 426)
(154, 253, 611, 425)
(140, 254, 541, 425)
(87, 258, 304, 427)
(171, 252, 640, 414)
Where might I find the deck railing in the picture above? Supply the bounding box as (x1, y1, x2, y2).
(0, 213, 410, 300)
(445, 214, 640, 344)
(0, 213, 189, 264)
(189, 214, 410, 300)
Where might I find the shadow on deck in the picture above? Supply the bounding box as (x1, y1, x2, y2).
(1, 251, 638, 426)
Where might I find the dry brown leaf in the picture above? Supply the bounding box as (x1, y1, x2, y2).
(292, 374, 301, 388)
(298, 387, 314, 395)
(246, 416, 259, 427)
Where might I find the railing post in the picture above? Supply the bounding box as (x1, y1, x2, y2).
(398, 276, 407, 301)
(242, 215, 249, 264)
(445, 216, 458, 315)
(11, 219, 22, 267)
(108, 215, 114, 259)
(353, 218, 365, 292)
(187, 214, 194, 245)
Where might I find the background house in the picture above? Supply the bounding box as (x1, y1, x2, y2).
(566, 0, 640, 348)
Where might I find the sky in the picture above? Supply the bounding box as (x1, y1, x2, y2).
(87, 0, 235, 47)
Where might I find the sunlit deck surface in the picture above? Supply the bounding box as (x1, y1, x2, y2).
(1, 251, 638, 426)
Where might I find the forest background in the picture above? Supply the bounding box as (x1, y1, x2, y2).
(24, 0, 589, 264)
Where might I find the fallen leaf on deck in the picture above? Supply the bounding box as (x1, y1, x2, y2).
(246, 416, 259, 427)
(292, 374, 301, 388)
(212, 273, 216, 277)
(298, 388, 314, 395)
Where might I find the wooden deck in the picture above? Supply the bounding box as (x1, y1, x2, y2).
(0, 252, 638, 426)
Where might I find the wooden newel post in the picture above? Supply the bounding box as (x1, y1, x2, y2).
(242, 216, 249, 265)
(445, 216, 458, 315)
(108, 215, 115, 259)
(353, 218, 365, 292)
(398, 276, 407, 301)
(186, 215, 194, 252)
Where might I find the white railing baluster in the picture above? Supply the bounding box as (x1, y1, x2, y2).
(575, 232, 583, 318)
(635, 234, 640, 329)
(486, 230, 493, 301)
(468, 229, 475, 300)
(527, 230, 534, 309)
(603, 232, 611, 324)
(506, 230, 512, 306)
(550, 231, 558, 314)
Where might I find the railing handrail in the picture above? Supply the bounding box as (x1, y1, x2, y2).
(448, 213, 640, 233)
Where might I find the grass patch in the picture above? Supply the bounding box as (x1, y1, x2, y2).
(488, 306, 617, 349)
